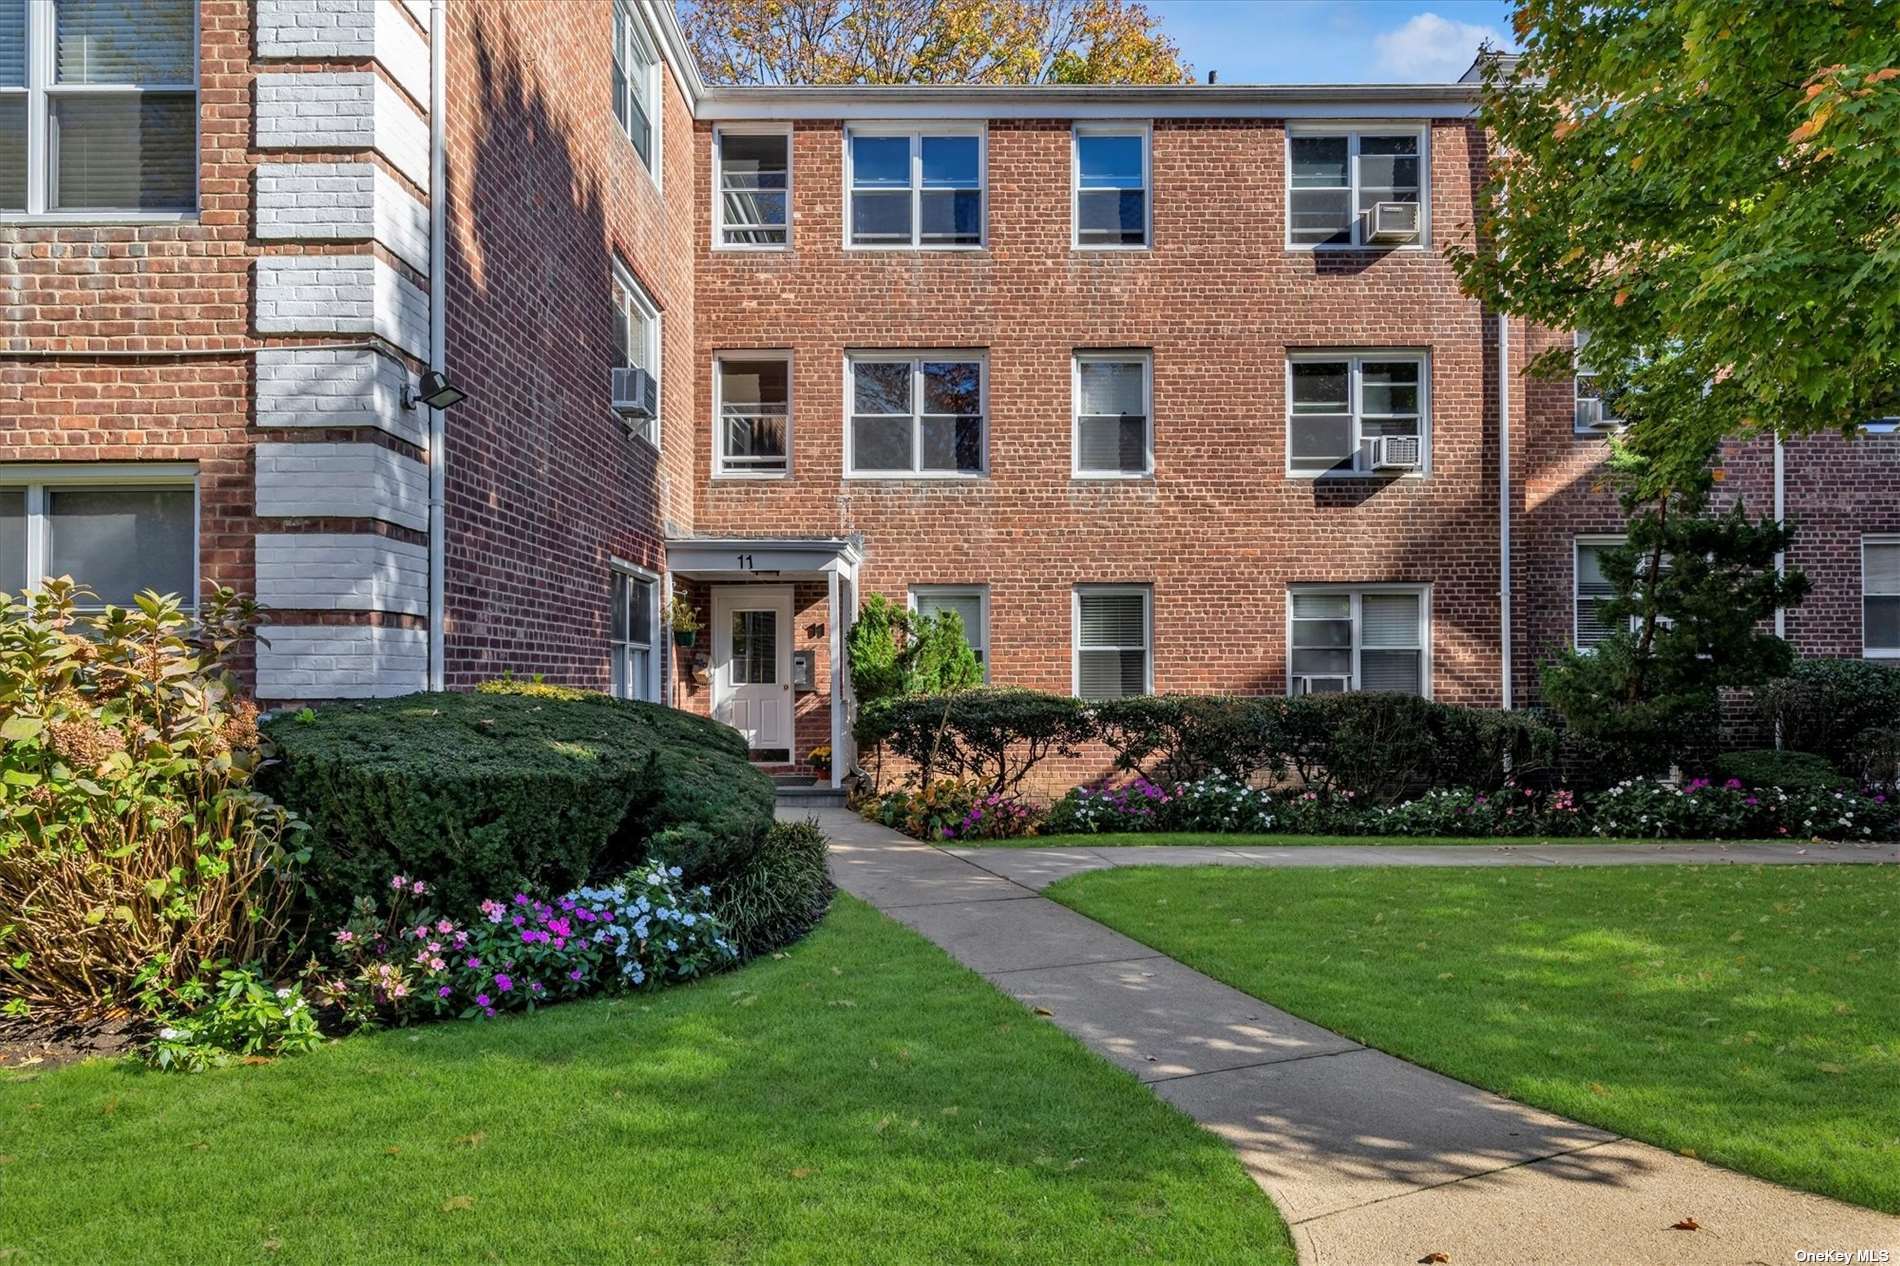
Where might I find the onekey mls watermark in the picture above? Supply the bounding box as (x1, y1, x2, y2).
(1794, 1252, 1892, 1264)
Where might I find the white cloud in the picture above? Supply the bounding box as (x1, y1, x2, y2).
(1372, 12, 1504, 82)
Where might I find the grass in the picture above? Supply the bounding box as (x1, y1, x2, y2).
(1049, 863, 1900, 1213)
(985, 831, 1776, 849)
(0, 897, 1290, 1266)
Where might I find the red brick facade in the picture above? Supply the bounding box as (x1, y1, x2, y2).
(6, 1, 1897, 782)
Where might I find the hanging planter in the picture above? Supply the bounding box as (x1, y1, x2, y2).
(666, 594, 702, 648)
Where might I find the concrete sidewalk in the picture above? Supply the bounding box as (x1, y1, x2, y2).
(794, 807, 1900, 1265)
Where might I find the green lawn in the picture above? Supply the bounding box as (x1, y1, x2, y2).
(999, 831, 1770, 849)
(0, 897, 1290, 1266)
(1049, 863, 1900, 1214)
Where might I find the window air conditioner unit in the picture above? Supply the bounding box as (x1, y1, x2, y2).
(1293, 675, 1350, 696)
(1368, 200, 1420, 243)
(1365, 434, 1421, 472)
(611, 367, 658, 420)
(1574, 396, 1618, 434)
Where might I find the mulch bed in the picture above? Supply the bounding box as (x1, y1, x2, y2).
(0, 1016, 144, 1074)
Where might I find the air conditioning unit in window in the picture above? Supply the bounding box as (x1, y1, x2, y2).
(1574, 397, 1619, 434)
(1293, 675, 1350, 696)
(1365, 435, 1421, 471)
(611, 367, 658, 420)
(1368, 200, 1420, 243)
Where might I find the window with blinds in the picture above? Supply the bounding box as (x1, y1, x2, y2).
(1574, 538, 1624, 650)
(1288, 353, 1427, 476)
(3, 0, 198, 216)
(912, 586, 987, 679)
(1865, 538, 1900, 657)
(1074, 353, 1152, 476)
(1288, 587, 1425, 695)
(1074, 586, 1150, 699)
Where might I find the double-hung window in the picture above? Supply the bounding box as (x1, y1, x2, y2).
(714, 127, 788, 247)
(1073, 124, 1148, 248)
(911, 585, 989, 680)
(1286, 126, 1424, 248)
(609, 567, 660, 702)
(1287, 352, 1427, 477)
(1073, 585, 1151, 699)
(1073, 351, 1152, 477)
(1573, 330, 1621, 433)
(1574, 536, 1627, 650)
(847, 126, 983, 248)
(715, 353, 790, 477)
(1, 469, 196, 611)
(847, 354, 985, 476)
(2, 0, 199, 217)
(611, 0, 660, 178)
(1288, 586, 1427, 696)
(1865, 537, 1900, 658)
(611, 262, 660, 446)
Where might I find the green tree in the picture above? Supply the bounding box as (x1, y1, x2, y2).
(1449, 1, 1900, 473)
(680, 0, 1190, 86)
(846, 593, 981, 708)
(1541, 453, 1810, 776)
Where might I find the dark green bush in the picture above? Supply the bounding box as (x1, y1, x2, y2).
(710, 818, 834, 958)
(262, 687, 775, 920)
(1093, 695, 1289, 784)
(1280, 694, 1559, 802)
(1760, 659, 1900, 784)
(856, 689, 1095, 794)
(1710, 748, 1850, 791)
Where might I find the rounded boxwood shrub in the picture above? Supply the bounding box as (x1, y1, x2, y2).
(706, 818, 835, 959)
(262, 686, 775, 921)
(1711, 748, 1849, 791)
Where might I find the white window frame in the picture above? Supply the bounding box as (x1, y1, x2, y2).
(1071, 121, 1151, 251)
(1864, 534, 1900, 660)
(1284, 123, 1429, 251)
(611, 0, 662, 187)
(611, 260, 661, 448)
(1071, 583, 1153, 699)
(1284, 350, 1431, 479)
(909, 584, 990, 682)
(0, 463, 199, 610)
(608, 560, 662, 703)
(712, 350, 792, 480)
(3, 0, 201, 223)
(1573, 534, 1634, 651)
(711, 123, 791, 251)
(842, 123, 987, 251)
(843, 351, 988, 479)
(1285, 583, 1431, 698)
(1071, 349, 1154, 479)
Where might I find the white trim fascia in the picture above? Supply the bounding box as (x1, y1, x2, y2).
(1070, 348, 1155, 479)
(710, 349, 794, 479)
(711, 122, 793, 252)
(698, 84, 1478, 122)
(1071, 582, 1154, 698)
(908, 583, 991, 682)
(1284, 348, 1431, 480)
(841, 121, 987, 252)
(641, 0, 706, 109)
(1284, 582, 1432, 699)
(1071, 120, 1151, 251)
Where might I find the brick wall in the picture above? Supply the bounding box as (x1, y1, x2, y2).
(436, 0, 697, 690)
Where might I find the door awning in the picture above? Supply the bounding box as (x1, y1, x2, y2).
(665, 536, 863, 580)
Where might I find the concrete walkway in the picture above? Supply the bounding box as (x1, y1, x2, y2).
(945, 837, 1900, 892)
(793, 807, 1900, 1265)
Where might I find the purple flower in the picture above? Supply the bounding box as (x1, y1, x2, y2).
(568, 968, 585, 982)
(437, 986, 452, 998)
(528, 982, 544, 994)
(1745, 796, 1759, 807)
(475, 993, 492, 1007)
(513, 893, 530, 907)
(495, 973, 514, 992)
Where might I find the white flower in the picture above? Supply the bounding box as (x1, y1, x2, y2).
(276, 986, 292, 1000)
(159, 1027, 182, 1040)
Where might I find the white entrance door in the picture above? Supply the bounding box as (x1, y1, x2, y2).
(711, 586, 794, 755)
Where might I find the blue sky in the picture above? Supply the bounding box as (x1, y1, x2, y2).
(1150, 1, 1518, 84)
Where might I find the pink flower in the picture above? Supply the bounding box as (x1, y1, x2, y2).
(410, 880, 427, 896)
(429, 957, 446, 971)
(436, 919, 454, 934)
(333, 928, 355, 944)
(390, 875, 406, 891)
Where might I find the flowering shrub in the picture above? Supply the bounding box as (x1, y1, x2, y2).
(1043, 778, 1177, 834)
(1157, 773, 1278, 833)
(1590, 778, 1899, 841)
(941, 792, 1040, 841)
(142, 966, 322, 1073)
(866, 779, 981, 840)
(1370, 786, 1583, 838)
(566, 866, 736, 989)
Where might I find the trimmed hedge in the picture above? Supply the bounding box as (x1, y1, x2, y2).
(857, 689, 1558, 804)
(1760, 659, 1900, 784)
(1710, 749, 1848, 792)
(262, 687, 775, 921)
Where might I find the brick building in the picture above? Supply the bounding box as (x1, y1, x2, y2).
(4, 0, 1896, 790)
